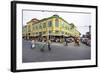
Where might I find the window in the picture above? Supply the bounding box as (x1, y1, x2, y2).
(64, 25, 67, 30)
(62, 31, 64, 34)
(39, 32, 42, 36)
(55, 31, 59, 34)
(39, 24, 42, 29)
(32, 25, 34, 30)
(43, 31, 46, 34)
(62, 22, 64, 28)
(36, 32, 38, 35)
(28, 26, 31, 32)
(36, 25, 38, 29)
(48, 21, 52, 27)
(43, 23, 46, 28)
(65, 32, 67, 35)
(55, 18, 59, 27)
(49, 31, 52, 34)
(28, 33, 30, 36)
(66, 26, 67, 30)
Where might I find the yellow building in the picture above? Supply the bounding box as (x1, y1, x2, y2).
(22, 15, 80, 41)
(22, 18, 39, 39)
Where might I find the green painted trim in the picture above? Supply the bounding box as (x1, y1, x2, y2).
(31, 15, 70, 25)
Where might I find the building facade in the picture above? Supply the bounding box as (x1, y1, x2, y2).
(22, 15, 80, 42)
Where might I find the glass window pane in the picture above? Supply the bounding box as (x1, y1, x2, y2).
(55, 18, 59, 27)
(48, 21, 52, 27)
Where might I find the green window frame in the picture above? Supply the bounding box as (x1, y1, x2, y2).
(49, 31, 52, 34)
(43, 23, 46, 28)
(39, 24, 42, 29)
(28, 26, 31, 32)
(55, 18, 59, 27)
(62, 31, 64, 34)
(43, 31, 46, 34)
(62, 22, 64, 28)
(48, 21, 52, 27)
(36, 25, 38, 29)
(55, 30, 59, 34)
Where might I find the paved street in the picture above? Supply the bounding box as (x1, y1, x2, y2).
(22, 39, 91, 63)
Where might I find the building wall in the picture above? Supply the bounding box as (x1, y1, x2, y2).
(22, 15, 80, 39)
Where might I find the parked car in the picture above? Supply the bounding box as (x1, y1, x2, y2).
(86, 39, 91, 46)
(67, 38, 74, 43)
(81, 38, 88, 44)
(81, 37, 91, 46)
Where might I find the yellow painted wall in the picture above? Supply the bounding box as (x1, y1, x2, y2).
(23, 16, 80, 38)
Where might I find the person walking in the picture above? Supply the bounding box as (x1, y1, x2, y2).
(31, 39, 35, 49)
(76, 37, 80, 46)
(74, 37, 80, 46)
(40, 39, 51, 52)
(64, 38, 68, 46)
(47, 39, 51, 51)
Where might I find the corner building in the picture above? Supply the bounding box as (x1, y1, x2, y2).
(22, 15, 81, 42)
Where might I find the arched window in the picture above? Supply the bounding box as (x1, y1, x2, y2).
(55, 18, 59, 27)
(48, 21, 52, 27)
(39, 24, 42, 29)
(43, 23, 46, 28)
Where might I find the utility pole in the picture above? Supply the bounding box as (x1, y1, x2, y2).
(89, 25, 91, 33)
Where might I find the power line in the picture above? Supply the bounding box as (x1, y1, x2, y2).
(77, 25, 91, 27)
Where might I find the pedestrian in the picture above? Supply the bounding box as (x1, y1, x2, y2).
(74, 37, 80, 46)
(77, 37, 80, 46)
(64, 38, 68, 46)
(74, 37, 77, 46)
(47, 39, 51, 51)
(40, 41, 45, 52)
(31, 39, 35, 49)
